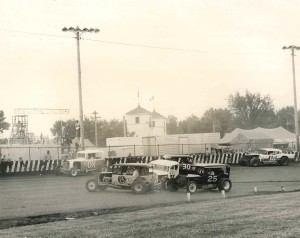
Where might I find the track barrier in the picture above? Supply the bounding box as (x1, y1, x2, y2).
(0, 152, 299, 176)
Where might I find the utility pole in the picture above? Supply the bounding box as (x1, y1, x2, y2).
(283, 45, 300, 152)
(62, 26, 100, 150)
(92, 111, 100, 147)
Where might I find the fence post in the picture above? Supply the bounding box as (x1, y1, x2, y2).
(29, 146, 31, 162)
(157, 144, 160, 156)
(134, 145, 136, 156)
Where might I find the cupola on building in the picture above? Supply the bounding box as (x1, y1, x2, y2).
(125, 105, 167, 137)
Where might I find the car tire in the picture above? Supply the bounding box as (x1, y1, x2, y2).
(165, 178, 179, 192)
(70, 167, 78, 177)
(279, 157, 289, 166)
(85, 178, 98, 192)
(250, 157, 260, 167)
(101, 166, 109, 172)
(217, 177, 232, 192)
(54, 165, 62, 175)
(131, 180, 146, 194)
(187, 181, 197, 193)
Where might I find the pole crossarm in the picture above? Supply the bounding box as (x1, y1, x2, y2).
(14, 108, 69, 114)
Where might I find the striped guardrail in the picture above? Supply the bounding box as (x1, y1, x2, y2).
(1, 152, 299, 176)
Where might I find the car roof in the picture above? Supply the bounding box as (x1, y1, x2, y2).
(259, 148, 281, 152)
(150, 160, 179, 166)
(114, 163, 152, 168)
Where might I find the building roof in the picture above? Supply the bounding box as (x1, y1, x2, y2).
(125, 105, 151, 115)
(151, 110, 167, 119)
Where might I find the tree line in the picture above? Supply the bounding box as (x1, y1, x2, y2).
(0, 90, 298, 146)
(167, 90, 296, 137)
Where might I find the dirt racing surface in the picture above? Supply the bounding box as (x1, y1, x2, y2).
(1, 165, 300, 230)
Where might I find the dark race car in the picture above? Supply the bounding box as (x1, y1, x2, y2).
(162, 154, 232, 193)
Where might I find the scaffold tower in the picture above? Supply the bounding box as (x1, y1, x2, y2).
(10, 115, 29, 143)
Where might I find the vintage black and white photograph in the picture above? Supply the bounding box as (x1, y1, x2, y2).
(1, 1, 300, 237)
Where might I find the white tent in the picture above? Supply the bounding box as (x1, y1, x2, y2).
(219, 127, 297, 150)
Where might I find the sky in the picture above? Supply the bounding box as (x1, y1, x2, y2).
(1, 0, 300, 138)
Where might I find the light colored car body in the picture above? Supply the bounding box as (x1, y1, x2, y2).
(150, 160, 179, 185)
(240, 148, 295, 166)
(61, 150, 107, 176)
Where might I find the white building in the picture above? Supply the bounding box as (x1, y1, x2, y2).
(125, 105, 167, 137)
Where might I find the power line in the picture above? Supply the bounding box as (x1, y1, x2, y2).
(84, 38, 285, 55)
(0, 29, 286, 56)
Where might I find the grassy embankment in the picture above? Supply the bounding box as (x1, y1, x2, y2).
(2, 191, 300, 238)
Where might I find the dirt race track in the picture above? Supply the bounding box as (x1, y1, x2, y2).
(1, 164, 300, 222)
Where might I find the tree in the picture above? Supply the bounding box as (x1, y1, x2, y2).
(275, 106, 298, 132)
(178, 115, 201, 134)
(200, 108, 233, 137)
(166, 115, 179, 134)
(0, 110, 10, 133)
(51, 117, 125, 147)
(228, 90, 276, 129)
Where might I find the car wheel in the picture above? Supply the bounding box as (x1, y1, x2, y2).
(279, 157, 289, 166)
(101, 166, 109, 172)
(70, 167, 78, 177)
(165, 178, 179, 192)
(250, 157, 259, 167)
(217, 178, 232, 192)
(187, 181, 197, 193)
(85, 178, 98, 192)
(131, 180, 146, 194)
(54, 165, 62, 175)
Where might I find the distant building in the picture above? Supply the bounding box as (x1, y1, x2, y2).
(125, 105, 167, 137)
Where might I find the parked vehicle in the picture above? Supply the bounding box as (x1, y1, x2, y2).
(240, 148, 295, 167)
(85, 163, 156, 194)
(58, 150, 108, 177)
(162, 154, 232, 193)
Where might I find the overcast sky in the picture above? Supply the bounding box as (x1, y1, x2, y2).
(1, 0, 300, 137)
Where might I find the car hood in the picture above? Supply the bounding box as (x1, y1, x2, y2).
(66, 158, 86, 162)
(153, 170, 168, 176)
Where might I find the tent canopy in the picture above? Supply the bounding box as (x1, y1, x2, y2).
(219, 127, 296, 150)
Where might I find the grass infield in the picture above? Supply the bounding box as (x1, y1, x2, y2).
(2, 191, 300, 238)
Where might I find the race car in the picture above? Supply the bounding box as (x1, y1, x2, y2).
(240, 148, 295, 167)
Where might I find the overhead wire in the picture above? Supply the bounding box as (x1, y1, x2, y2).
(0, 29, 286, 56)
